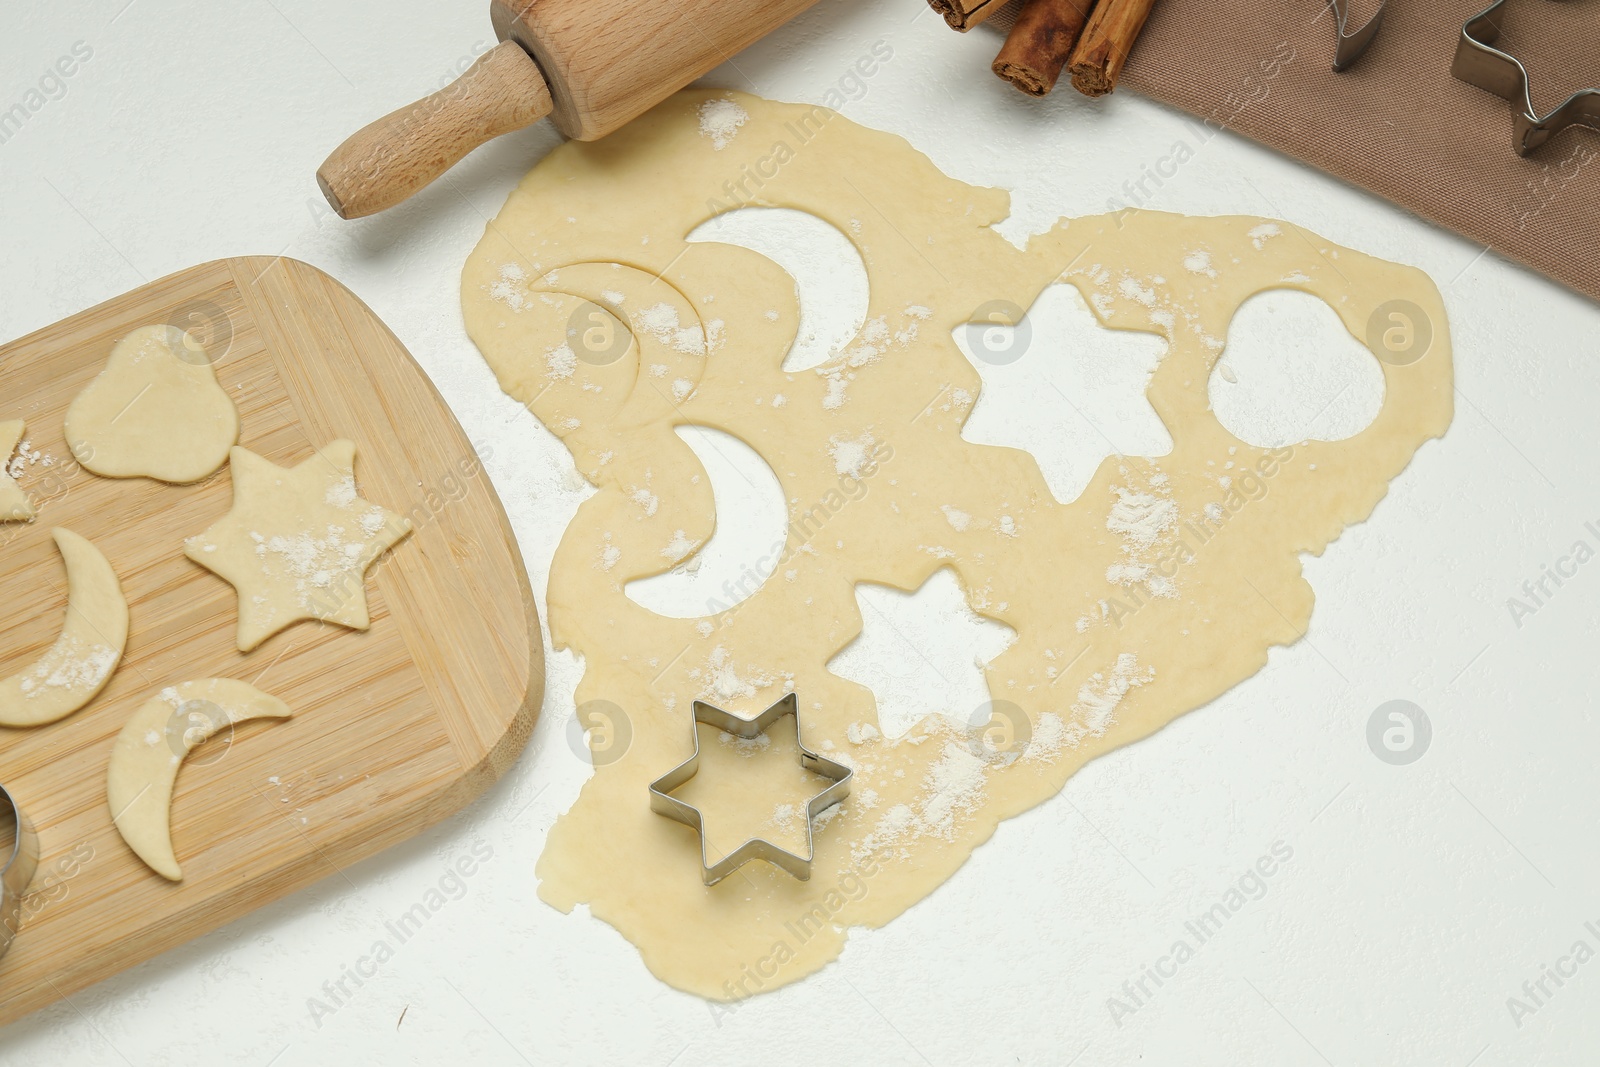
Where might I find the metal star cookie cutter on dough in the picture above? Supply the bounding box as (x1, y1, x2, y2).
(0, 785, 39, 960)
(648, 694, 852, 886)
(1452, 0, 1600, 155)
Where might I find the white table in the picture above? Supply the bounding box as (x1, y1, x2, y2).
(2, 2, 1596, 1063)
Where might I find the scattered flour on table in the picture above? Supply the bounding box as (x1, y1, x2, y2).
(7, 438, 46, 479)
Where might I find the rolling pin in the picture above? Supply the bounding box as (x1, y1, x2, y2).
(317, 0, 823, 219)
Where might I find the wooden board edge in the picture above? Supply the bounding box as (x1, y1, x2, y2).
(228, 256, 545, 775)
(0, 257, 548, 1027)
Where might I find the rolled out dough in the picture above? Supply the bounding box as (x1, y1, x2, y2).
(461, 90, 1453, 999)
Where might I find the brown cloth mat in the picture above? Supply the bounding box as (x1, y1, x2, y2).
(985, 0, 1599, 303)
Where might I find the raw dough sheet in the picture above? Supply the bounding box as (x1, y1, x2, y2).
(461, 90, 1453, 999)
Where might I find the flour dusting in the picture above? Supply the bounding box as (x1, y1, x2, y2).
(698, 97, 748, 150)
(829, 433, 876, 479)
(17, 633, 117, 698)
(1106, 485, 1176, 550)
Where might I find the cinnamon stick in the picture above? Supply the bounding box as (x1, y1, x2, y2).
(1067, 0, 1158, 97)
(992, 0, 1098, 96)
(928, 0, 1007, 32)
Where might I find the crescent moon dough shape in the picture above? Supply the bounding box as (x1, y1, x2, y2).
(107, 678, 292, 881)
(64, 323, 240, 484)
(0, 420, 36, 522)
(0, 528, 128, 728)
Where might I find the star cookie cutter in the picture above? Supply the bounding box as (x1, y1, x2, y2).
(1452, 0, 1600, 155)
(0, 785, 38, 959)
(649, 693, 852, 886)
(1328, 0, 1387, 72)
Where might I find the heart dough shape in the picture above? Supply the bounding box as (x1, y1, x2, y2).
(65, 323, 240, 484)
(107, 678, 292, 880)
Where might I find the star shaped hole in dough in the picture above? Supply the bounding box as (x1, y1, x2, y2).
(953, 283, 1172, 506)
(185, 441, 413, 651)
(828, 567, 1016, 740)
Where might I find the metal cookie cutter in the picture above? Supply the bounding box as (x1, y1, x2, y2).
(0, 785, 38, 959)
(649, 693, 852, 886)
(1328, 0, 1387, 72)
(1452, 0, 1600, 155)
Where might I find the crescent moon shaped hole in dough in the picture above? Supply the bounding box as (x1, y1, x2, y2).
(107, 679, 292, 881)
(64, 323, 240, 484)
(0, 528, 128, 728)
(461, 89, 1455, 999)
(685, 207, 868, 373)
(623, 426, 788, 618)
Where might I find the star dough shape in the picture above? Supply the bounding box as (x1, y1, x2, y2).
(185, 441, 412, 651)
(0, 420, 36, 522)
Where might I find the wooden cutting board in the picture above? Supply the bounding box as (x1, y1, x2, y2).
(0, 257, 542, 1025)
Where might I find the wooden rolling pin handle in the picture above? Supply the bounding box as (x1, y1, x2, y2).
(316, 41, 553, 220)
